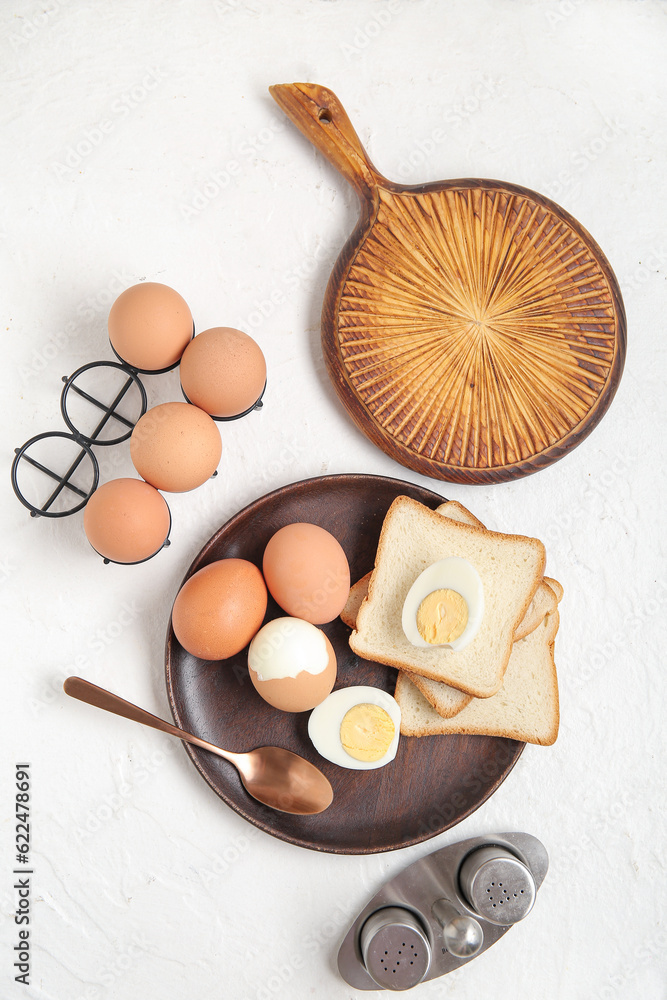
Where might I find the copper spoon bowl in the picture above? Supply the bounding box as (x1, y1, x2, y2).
(63, 676, 333, 815)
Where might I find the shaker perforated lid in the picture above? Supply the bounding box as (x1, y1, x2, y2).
(359, 907, 431, 991)
(459, 846, 536, 925)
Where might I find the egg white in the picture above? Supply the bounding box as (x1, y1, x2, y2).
(247, 617, 329, 680)
(307, 686, 401, 770)
(401, 557, 484, 651)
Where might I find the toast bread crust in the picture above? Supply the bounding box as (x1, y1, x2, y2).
(396, 610, 560, 745)
(350, 496, 546, 697)
(404, 670, 473, 716)
(340, 571, 372, 629)
(513, 581, 558, 640)
(544, 576, 564, 603)
(341, 502, 558, 700)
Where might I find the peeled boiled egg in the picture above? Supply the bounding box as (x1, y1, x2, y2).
(308, 686, 401, 770)
(402, 557, 484, 651)
(108, 282, 193, 372)
(247, 617, 336, 712)
(130, 401, 221, 492)
(180, 327, 266, 418)
(172, 558, 267, 660)
(83, 478, 171, 564)
(262, 523, 350, 624)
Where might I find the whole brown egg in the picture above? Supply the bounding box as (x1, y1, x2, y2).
(108, 282, 193, 372)
(83, 478, 171, 563)
(130, 402, 221, 493)
(262, 523, 350, 624)
(179, 327, 266, 418)
(172, 558, 267, 660)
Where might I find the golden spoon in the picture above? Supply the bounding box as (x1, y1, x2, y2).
(63, 676, 333, 815)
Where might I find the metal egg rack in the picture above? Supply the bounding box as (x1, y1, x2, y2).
(12, 307, 266, 563)
(12, 361, 148, 520)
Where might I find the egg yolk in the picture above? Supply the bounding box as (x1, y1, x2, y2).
(416, 589, 468, 644)
(339, 704, 395, 762)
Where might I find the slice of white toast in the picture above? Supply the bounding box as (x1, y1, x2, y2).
(342, 501, 559, 643)
(342, 500, 482, 717)
(399, 571, 557, 717)
(349, 496, 546, 698)
(343, 499, 561, 717)
(340, 501, 483, 629)
(340, 571, 373, 630)
(396, 610, 560, 745)
(513, 580, 558, 640)
(343, 570, 557, 717)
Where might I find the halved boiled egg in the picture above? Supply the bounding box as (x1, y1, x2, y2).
(308, 686, 401, 770)
(401, 557, 484, 651)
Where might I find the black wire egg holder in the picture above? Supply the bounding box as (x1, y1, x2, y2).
(11, 344, 266, 564)
(12, 360, 149, 521)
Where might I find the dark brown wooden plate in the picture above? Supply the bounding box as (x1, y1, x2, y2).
(165, 474, 523, 854)
(271, 84, 626, 485)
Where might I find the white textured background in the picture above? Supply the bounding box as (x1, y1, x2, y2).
(1, 1, 666, 998)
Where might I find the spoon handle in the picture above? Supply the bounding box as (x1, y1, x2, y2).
(63, 676, 236, 762)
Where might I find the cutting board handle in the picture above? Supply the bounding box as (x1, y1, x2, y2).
(270, 83, 385, 199)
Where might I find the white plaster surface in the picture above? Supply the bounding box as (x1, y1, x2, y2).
(1, 1, 666, 997)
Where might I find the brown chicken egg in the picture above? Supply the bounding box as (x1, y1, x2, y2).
(130, 401, 221, 493)
(172, 558, 267, 660)
(83, 478, 171, 564)
(108, 282, 193, 372)
(247, 617, 337, 712)
(262, 523, 350, 624)
(179, 327, 266, 418)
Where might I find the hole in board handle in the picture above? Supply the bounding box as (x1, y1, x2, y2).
(318, 108, 332, 123)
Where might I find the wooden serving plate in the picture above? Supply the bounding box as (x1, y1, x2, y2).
(165, 474, 523, 855)
(270, 83, 627, 484)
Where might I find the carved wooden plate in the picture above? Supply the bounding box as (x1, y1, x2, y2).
(165, 475, 523, 854)
(271, 84, 626, 484)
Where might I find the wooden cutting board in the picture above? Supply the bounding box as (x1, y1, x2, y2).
(270, 83, 626, 484)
